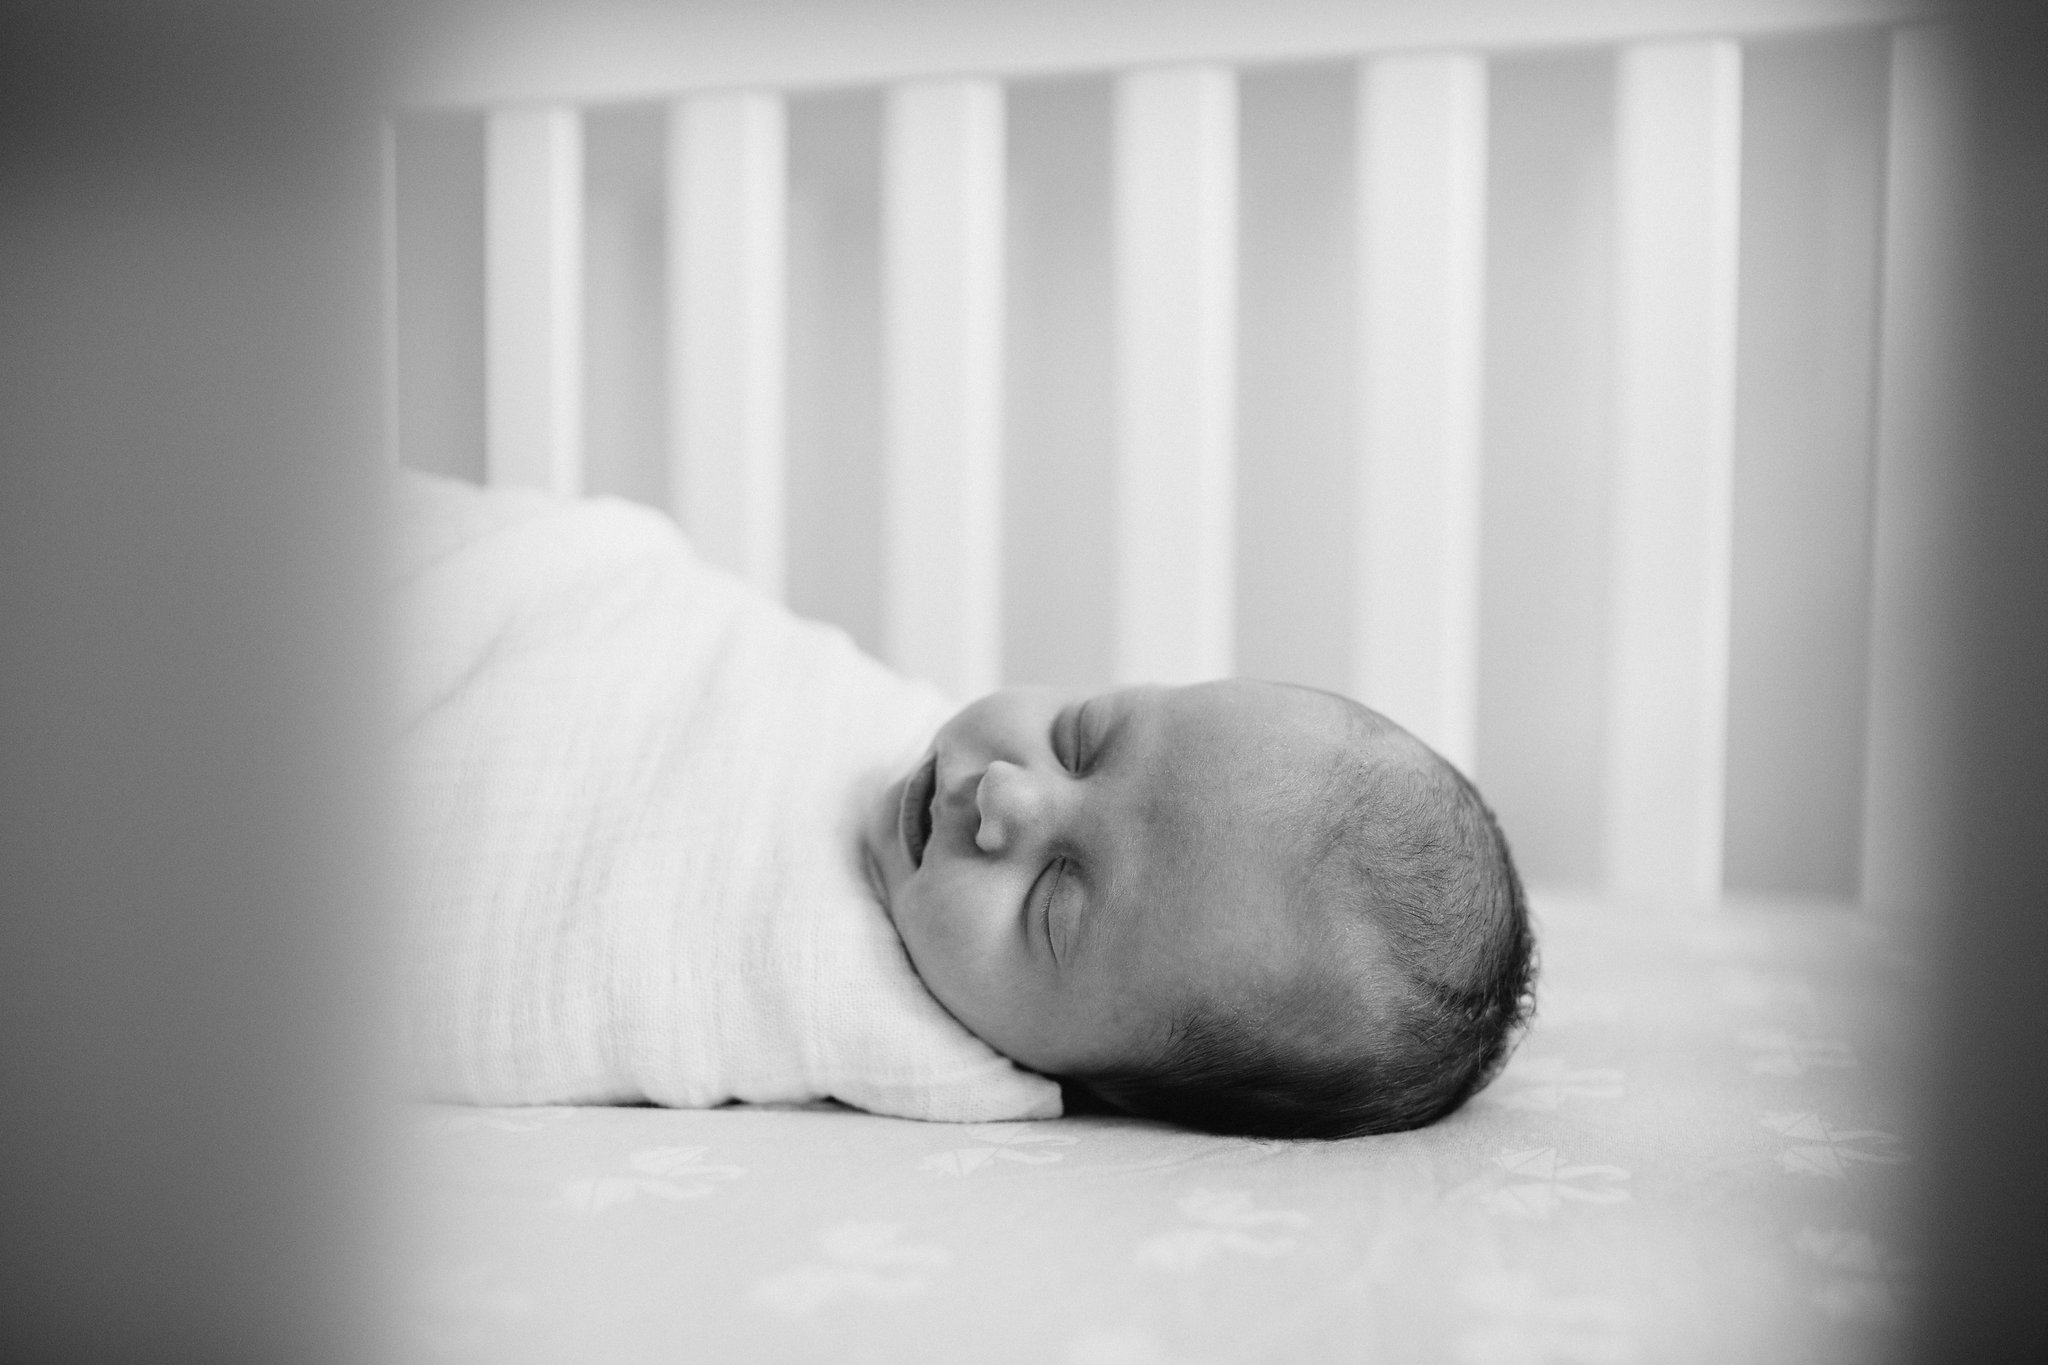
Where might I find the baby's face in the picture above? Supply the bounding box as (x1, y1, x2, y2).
(861, 679, 1355, 1077)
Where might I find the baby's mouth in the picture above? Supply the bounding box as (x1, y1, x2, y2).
(898, 751, 938, 869)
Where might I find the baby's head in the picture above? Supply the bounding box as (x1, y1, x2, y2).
(860, 680, 1533, 1138)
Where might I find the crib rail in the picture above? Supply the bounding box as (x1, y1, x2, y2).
(388, 8, 1951, 906)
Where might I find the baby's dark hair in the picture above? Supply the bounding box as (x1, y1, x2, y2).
(1066, 695, 1535, 1140)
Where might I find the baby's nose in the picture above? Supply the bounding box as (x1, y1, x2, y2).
(973, 760, 1050, 855)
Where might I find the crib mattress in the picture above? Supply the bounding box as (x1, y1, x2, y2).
(407, 894, 1913, 1364)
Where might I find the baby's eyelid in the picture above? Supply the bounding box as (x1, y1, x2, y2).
(1040, 858, 1068, 961)
(1063, 702, 1094, 775)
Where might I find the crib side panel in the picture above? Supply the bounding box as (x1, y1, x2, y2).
(395, 10, 1925, 904)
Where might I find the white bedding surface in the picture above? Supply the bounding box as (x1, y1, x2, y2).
(407, 893, 1912, 1364)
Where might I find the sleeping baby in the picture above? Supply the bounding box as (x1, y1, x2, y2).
(864, 682, 1532, 1137)
(399, 472, 1533, 1139)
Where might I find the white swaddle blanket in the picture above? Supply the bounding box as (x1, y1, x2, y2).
(395, 472, 1060, 1123)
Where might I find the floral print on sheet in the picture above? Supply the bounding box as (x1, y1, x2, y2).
(553, 1144, 746, 1211)
(749, 1222, 952, 1314)
(1135, 1188, 1311, 1271)
(1482, 1147, 1632, 1219)
(1494, 1057, 1627, 1110)
(920, 1121, 1081, 1175)
(1761, 1113, 1907, 1179)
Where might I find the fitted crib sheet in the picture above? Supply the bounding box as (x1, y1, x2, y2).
(406, 893, 1913, 1364)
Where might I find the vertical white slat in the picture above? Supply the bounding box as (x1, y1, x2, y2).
(668, 92, 788, 597)
(882, 80, 1006, 699)
(486, 104, 584, 493)
(1113, 66, 1239, 685)
(1605, 41, 1742, 904)
(1350, 54, 1488, 770)
(380, 117, 402, 467)
(1861, 25, 1965, 918)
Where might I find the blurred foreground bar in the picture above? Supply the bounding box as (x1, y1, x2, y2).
(0, 3, 388, 1362)
(1913, 3, 2048, 1361)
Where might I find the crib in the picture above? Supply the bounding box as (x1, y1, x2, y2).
(390, 1, 1941, 1359)
(391, 0, 1951, 913)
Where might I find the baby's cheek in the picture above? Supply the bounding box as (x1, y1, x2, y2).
(906, 884, 1016, 997)
(895, 887, 965, 980)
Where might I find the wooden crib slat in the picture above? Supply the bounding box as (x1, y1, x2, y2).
(1350, 54, 1488, 771)
(1605, 40, 1742, 904)
(668, 91, 788, 598)
(882, 79, 1006, 698)
(486, 104, 584, 494)
(1113, 66, 1238, 685)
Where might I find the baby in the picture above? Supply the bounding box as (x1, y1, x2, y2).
(398, 470, 1530, 1136)
(860, 680, 1536, 1140)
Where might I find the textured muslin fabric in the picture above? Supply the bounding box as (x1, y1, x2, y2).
(393, 472, 1060, 1123)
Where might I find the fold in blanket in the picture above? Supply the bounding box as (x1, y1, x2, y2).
(394, 473, 1060, 1123)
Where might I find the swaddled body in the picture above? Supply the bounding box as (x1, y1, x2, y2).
(396, 472, 1058, 1121)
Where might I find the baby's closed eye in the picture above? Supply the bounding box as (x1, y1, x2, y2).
(1034, 859, 1070, 960)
